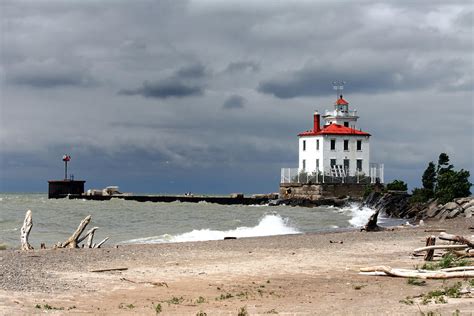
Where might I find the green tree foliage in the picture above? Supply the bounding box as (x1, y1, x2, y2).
(386, 180, 408, 191)
(410, 153, 471, 204)
(422, 161, 436, 192)
(435, 169, 471, 204)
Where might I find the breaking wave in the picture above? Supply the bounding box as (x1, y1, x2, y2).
(123, 214, 300, 244)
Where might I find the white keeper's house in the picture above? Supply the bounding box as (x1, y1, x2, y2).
(281, 94, 384, 184)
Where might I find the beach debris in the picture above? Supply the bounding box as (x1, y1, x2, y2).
(120, 277, 168, 287)
(413, 232, 474, 259)
(90, 267, 128, 273)
(20, 210, 34, 250)
(61, 215, 92, 248)
(329, 240, 343, 244)
(424, 236, 436, 261)
(361, 209, 383, 232)
(360, 266, 474, 279)
(424, 229, 446, 232)
(19, 210, 109, 250)
(224, 237, 237, 240)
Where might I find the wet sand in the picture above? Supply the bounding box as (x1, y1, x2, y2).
(1, 217, 473, 315)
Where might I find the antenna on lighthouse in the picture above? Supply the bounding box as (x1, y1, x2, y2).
(332, 80, 346, 99)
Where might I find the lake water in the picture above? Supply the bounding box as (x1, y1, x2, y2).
(0, 193, 405, 249)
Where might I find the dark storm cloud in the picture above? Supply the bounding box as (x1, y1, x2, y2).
(176, 63, 207, 79)
(223, 95, 246, 109)
(118, 64, 207, 99)
(6, 59, 95, 88)
(119, 79, 204, 99)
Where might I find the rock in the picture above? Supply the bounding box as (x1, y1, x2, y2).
(443, 202, 460, 211)
(439, 209, 450, 221)
(465, 206, 474, 218)
(461, 200, 474, 210)
(435, 208, 448, 220)
(455, 197, 474, 205)
(230, 193, 244, 199)
(447, 208, 461, 219)
(425, 199, 441, 218)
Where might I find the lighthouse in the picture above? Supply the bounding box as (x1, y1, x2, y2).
(298, 95, 371, 177)
(280, 87, 383, 189)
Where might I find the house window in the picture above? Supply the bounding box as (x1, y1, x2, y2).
(316, 139, 319, 150)
(330, 159, 337, 167)
(343, 159, 350, 171)
(344, 139, 349, 151)
(330, 139, 336, 150)
(316, 159, 319, 170)
(357, 140, 362, 151)
(302, 159, 306, 171)
(344, 122, 349, 127)
(357, 159, 363, 171)
(303, 140, 306, 151)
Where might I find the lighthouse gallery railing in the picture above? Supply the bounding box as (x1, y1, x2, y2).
(280, 163, 384, 184)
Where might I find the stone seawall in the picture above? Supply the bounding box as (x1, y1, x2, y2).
(279, 183, 366, 201)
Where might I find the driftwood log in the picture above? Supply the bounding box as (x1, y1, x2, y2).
(362, 210, 383, 232)
(360, 265, 474, 279)
(61, 215, 92, 248)
(20, 211, 109, 249)
(438, 232, 474, 248)
(424, 235, 436, 261)
(413, 244, 469, 253)
(20, 210, 34, 251)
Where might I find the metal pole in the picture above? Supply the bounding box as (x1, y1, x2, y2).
(65, 160, 68, 180)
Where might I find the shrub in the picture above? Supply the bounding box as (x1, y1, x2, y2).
(386, 180, 407, 191)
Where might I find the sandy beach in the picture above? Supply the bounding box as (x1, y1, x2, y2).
(1, 217, 473, 315)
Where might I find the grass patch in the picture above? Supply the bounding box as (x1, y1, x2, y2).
(422, 253, 470, 270)
(118, 303, 135, 309)
(407, 277, 426, 286)
(469, 279, 474, 287)
(264, 308, 278, 314)
(154, 303, 162, 314)
(352, 284, 366, 290)
(421, 282, 462, 305)
(216, 293, 233, 300)
(0, 244, 7, 250)
(237, 306, 249, 316)
(167, 296, 184, 305)
(196, 311, 207, 316)
(236, 291, 249, 299)
(196, 296, 206, 304)
(399, 297, 414, 305)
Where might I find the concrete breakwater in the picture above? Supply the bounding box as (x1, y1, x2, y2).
(67, 193, 276, 205)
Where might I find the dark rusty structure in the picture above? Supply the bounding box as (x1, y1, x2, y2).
(48, 180, 86, 199)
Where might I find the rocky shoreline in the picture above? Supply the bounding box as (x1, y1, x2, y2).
(363, 192, 473, 220)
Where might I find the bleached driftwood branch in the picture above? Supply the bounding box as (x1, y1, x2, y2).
(360, 265, 474, 279)
(20, 210, 34, 251)
(438, 232, 474, 248)
(61, 215, 91, 248)
(413, 244, 469, 253)
(94, 237, 109, 248)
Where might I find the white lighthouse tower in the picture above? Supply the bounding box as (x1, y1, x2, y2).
(281, 84, 383, 185)
(298, 94, 371, 177)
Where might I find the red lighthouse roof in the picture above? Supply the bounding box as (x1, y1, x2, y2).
(335, 95, 349, 105)
(298, 123, 370, 137)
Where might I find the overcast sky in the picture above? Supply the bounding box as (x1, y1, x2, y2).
(1, 0, 472, 194)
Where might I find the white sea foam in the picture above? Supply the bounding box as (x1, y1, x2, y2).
(123, 214, 300, 244)
(341, 203, 377, 227)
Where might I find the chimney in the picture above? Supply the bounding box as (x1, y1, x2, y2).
(313, 111, 320, 133)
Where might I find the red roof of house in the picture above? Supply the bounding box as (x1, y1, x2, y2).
(298, 123, 371, 137)
(336, 97, 349, 105)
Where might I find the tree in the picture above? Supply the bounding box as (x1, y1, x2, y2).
(436, 152, 453, 177)
(386, 180, 408, 191)
(422, 162, 436, 191)
(435, 169, 471, 204)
